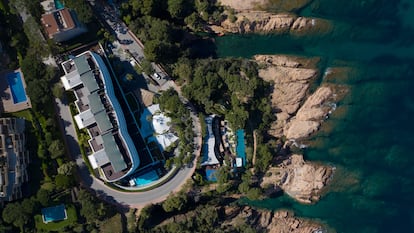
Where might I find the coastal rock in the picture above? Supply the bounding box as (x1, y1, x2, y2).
(213, 11, 333, 35)
(284, 86, 334, 139)
(267, 210, 324, 233)
(254, 55, 319, 138)
(261, 154, 333, 204)
(219, 0, 313, 12)
(223, 206, 326, 233)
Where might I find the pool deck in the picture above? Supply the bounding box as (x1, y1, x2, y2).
(0, 69, 32, 113)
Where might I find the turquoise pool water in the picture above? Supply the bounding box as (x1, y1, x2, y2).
(6, 71, 27, 104)
(54, 0, 64, 10)
(134, 170, 158, 186)
(236, 129, 246, 166)
(41, 204, 67, 223)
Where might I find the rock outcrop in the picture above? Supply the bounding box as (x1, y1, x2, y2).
(255, 55, 343, 140)
(254, 55, 319, 138)
(261, 154, 333, 203)
(284, 86, 335, 139)
(219, 0, 313, 12)
(223, 206, 325, 233)
(212, 11, 333, 35)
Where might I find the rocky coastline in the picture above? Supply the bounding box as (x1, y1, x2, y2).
(253, 53, 346, 204)
(211, 0, 333, 35)
(160, 205, 329, 233)
(261, 154, 333, 204)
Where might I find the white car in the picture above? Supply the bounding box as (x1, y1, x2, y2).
(153, 72, 161, 80)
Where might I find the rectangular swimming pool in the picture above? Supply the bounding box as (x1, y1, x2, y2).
(236, 129, 246, 166)
(6, 71, 27, 104)
(42, 204, 67, 223)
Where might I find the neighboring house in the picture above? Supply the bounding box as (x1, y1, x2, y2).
(41, 8, 87, 42)
(0, 118, 28, 203)
(60, 51, 141, 182)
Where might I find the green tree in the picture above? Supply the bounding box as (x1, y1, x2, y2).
(52, 82, 64, 99)
(2, 202, 29, 231)
(78, 189, 106, 222)
(140, 59, 154, 75)
(55, 174, 74, 189)
(25, 79, 51, 111)
(162, 192, 188, 212)
(57, 162, 76, 175)
(20, 52, 46, 82)
(172, 58, 192, 83)
(64, 0, 93, 23)
(184, 12, 202, 31)
(36, 188, 50, 207)
(246, 187, 262, 200)
(255, 144, 273, 172)
(21, 198, 36, 215)
(48, 140, 65, 159)
(167, 0, 192, 19)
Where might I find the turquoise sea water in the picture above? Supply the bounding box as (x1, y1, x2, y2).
(215, 0, 414, 232)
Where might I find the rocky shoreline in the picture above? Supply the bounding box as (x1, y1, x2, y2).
(261, 154, 333, 204)
(210, 0, 333, 35)
(252, 53, 346, 204)
(160, 205, 329, 233)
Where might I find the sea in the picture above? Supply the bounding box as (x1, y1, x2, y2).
(214, 0, 414, 232)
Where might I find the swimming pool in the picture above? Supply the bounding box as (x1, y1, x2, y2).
(133, 170, 159, 186)
(42, 204, 67, 223)
(54, 0, 64, 9)
(236, 129, 246, 166)
(6, 71, 27, 104)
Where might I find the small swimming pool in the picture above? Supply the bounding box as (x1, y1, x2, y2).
(54, 0, 64, 10)
(6, 71, 27, 104)
(133, 170, 159, 186)
(42, 204, 67, 223)
(236, 129, 246, 166)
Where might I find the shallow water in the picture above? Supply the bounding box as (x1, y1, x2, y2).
(215, 0, 414, 232)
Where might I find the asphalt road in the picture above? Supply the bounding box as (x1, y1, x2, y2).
(54, 2, 202, 209)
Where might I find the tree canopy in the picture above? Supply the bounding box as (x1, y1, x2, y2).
(64, 0, 93, 23)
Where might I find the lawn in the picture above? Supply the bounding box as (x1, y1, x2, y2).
(35, 204, 77, 231)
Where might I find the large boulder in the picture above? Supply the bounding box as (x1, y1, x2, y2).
(284, 86, 334, 139)
(261, 154, 333, 204)
(255, 55, 319, 138)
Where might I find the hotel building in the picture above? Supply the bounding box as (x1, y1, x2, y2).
(60, 51, 140, 182)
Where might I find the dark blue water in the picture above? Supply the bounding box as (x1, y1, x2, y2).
(215, 0, 414, 232)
